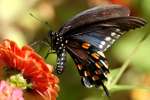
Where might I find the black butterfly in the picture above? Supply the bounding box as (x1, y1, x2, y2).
(39, 4, 146, 96)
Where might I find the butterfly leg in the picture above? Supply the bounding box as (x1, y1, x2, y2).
(44, 48, 56, 59)
(30, 38, 55, 59)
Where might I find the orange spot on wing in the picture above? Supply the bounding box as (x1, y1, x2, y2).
(95, 62, 101, 69)
(82, 42, 90, 49)
(77, 64, 83, 70)
(84, 71, 90, 76)
(92, 75, 99, 81)
(91, 52, 100, 60)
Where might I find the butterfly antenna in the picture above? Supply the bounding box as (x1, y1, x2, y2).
(29, 12, 54, 59)
(29, 12, 53, 32)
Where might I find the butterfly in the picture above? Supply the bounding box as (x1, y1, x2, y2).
(37, 4, 146, 96)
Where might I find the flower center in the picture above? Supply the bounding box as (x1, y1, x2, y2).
(2, 66, 32, 90)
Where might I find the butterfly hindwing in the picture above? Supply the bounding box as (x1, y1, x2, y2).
(66, 39, 110, 95)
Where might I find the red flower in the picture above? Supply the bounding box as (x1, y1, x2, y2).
(0, 39, 59, 100)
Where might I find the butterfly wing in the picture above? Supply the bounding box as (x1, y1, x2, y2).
(59, 4, 130, 34)
(66, 16, 146, 52)
(66, 39, 110, 95)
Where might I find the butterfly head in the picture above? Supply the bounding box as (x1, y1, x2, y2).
(48, 31, 58, 50)
(48, 30, 56, 39)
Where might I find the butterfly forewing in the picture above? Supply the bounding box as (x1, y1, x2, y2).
(59, 4, 130, 34)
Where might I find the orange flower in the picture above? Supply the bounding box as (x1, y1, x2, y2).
(0, 39, 59, 100)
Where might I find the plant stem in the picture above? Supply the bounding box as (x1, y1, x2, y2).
(111, 32, 150, 87)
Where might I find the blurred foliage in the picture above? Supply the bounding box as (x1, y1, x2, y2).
(1, 0, 150, 100)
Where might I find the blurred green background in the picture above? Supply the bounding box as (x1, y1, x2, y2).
(0, 0, 150, 100)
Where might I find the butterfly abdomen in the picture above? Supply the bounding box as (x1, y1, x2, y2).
(53, 32, 67, 74)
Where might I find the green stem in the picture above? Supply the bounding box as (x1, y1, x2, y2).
(110, 32, 150, 87)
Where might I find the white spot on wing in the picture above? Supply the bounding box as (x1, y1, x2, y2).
(99, 45, 103, 49)
(111, 32, 116, 37)
(115, 34, 121, 38)
(97, 51, 105, 57)
(106, 44, 110, 49)
(110, 39, 116, 44)
(116, 29, 120, 32)
(101, 41, 106, 45)
(105, 37, 111, 41)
